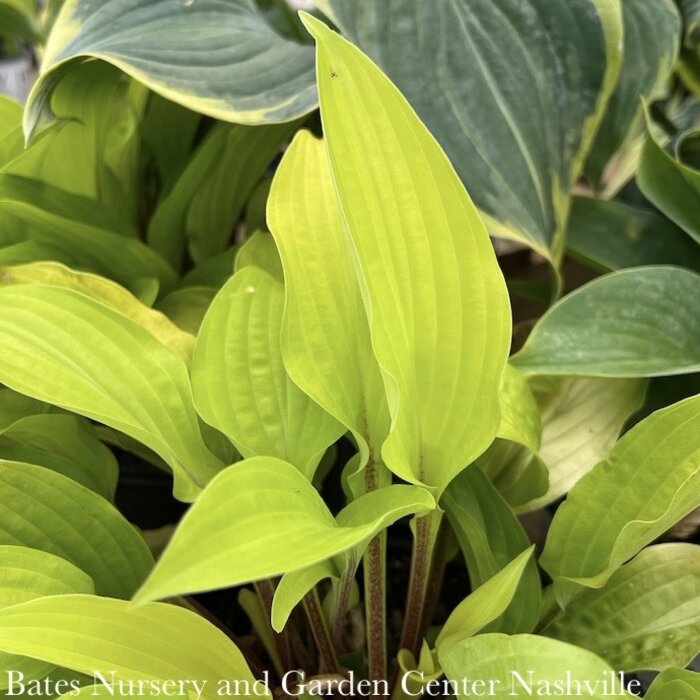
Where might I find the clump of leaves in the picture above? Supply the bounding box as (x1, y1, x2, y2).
(0, 1, 698, 699)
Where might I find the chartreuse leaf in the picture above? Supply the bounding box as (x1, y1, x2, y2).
(0, 668, 90, 700)
(521, 377, 646, 510)
(0, 461, 153, 598)
(235, 232, 283, 282)
(302, 15, 511, 495)
(133, 457, 434, 603)
(0, 546, 94, 689)
(26, 0, 318, 139)
(0, 285, 223, 502)
(475, 367, 544, 507)
(192, 267, 343, 480)
(267, 129, 389, 492)
(317, 0, 622, 264)
(148, 122, 296, 266)
(439, 634, 623, 700)
(567, 197, 700, 272)
(541, 394, 700, 590)
(0, 175, 176, 292)
(0, 414, 118, 500)
(479, 376, 646, 512)
(0, 389, 60, 429)
(272, 562, 335, 633)
(646, 668, 700, 700)
(637, 113, 700, 245)
(547, 544, 700, 671)
(156, 287, 216, 336)
(585, 0, 680, 192)
(0, 595, 257, 700)
(140, 93, 202, 192)
(476, 442, 549, 512)
(436, 548, 535, 654)
(497, 366, 541, 455)
(512, 267, 700, 377)
(442, 467, 541, 635)
(7, 63, 146, 221)
(0, 263, 194, 363)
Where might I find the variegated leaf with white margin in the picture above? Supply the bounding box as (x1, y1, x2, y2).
(25, 0, 318, 139)
(315, 0, 623, 264)
(585, 0, 681, 194)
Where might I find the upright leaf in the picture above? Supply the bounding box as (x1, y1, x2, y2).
(436, 548, 535, 653)
(637, 117, 700, 245)
(234, 232, 283, 282)
(442, 467, 541, 634)
(316, 0, 623, 262)
(512, 267, 700, 377)
(0, 285, 223, 502)
(148, 122, 295, 265)
(267, 129, 389, 491)
(134, 457, 434, 603)
(497, 366, 542, 455)
(303, 15, 511, 495)
(26, 0, 318, 138)
(0, 461, 153, 598)
(542, 394, 700, 589)
(192, 266, 342, 480)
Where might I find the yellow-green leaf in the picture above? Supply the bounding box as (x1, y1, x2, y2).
(0, 285, 223, 501)
(0, 596, 258, 700)
(267, 129, 390, 492)
(302, 15, 511, 495)
(134, 457, 434, 603)
(192, 266, 342, 480)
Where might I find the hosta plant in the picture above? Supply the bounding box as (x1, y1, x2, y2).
(0, 2, 698, 700)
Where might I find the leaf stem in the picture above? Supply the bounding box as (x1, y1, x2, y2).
(397, 509, 444, 658)
(418, 519, 451, 631)
(254, 579, 293, 672)
(330, 550, 359, 650)
(303, 588, 340, 674)
(364, 530, 388, 687)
